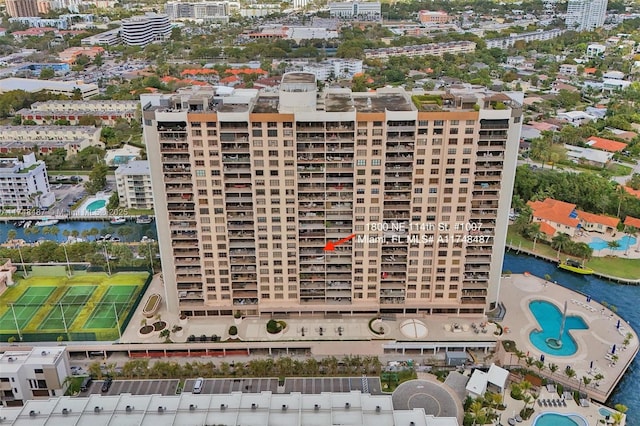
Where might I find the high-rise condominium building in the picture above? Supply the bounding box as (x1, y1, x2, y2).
(6, 0, 38, 17)
(565, 0, 608, 31)
(142, 73, 522, 318)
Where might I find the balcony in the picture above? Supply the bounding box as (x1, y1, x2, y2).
(386, 154, 413, 163)
(222, 155, 250, 163)
(297, 143, 325, 152)
(160, 143, 189, 152)
(233, 298, 258, 306)
(162, 155, 190, 163)
(386, 142, 415, 151)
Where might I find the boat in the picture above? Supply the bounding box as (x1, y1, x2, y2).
(23, 220, 32, 228)
(34, 218, 59, 227)
(136, 215, 153, 224)
(110, 217, 126, 225)
(14, 220, 25, 228)
(558, 259, 594, 275)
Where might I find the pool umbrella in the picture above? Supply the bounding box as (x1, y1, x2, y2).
(616, 319, 621, 329)
(590, 360, 593, 369)
(540, 354, 545, 362)
(587, 296, 591, 302)
(612, 344, 616, 354)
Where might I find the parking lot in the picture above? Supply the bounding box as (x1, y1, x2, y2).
(184, 378, 278, 394)
(182, 377, 383, 395)
(284, 377, 383, 395)
(82, 379, 179, 396)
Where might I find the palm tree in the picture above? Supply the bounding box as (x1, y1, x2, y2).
(522, 394, 533, 411)
(525, 356, 535, 368)
(624, 226, 637, 255)
(548, 362, 559, 377)
(469, 400, 485, 426)
(6, 229, 17, 243)
(520, 380, 532, 396)
(607, 240, 621, 255)
(593, 373, 604, 388)
(564, 366, 576, 381)
(614, 404, 628, 414)
(514, 349, 525, 365)
(62, 229, 70, 241)
(552, 233, 572, 255)
(611, 412, 624, 426)
(534, 360, 545, 375)
(580, 376, 591, 392)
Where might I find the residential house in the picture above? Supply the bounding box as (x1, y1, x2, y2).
(559, 64, 579, 75)
(577, 210, 619, 233)
(564, 144, 613, 167)
(557, 111, 595, 126)
(586, 43, 606, 57)
(585, 136, 627, 152)
(528, 198, 581, 237)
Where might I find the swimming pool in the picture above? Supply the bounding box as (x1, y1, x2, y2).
(532, 413, 588, 426)
(529, 300, 588, 356)
(86, 199, 106, 212)
(589, 235, 636, 251)
(598, 408, 611, 417)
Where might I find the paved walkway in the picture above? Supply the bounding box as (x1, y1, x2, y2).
(392, 378, 462, 422)
(498, 274, 638, 402)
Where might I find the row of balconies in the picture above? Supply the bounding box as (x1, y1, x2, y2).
(160, 143, 189, 152)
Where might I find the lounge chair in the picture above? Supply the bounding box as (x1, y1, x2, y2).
(537, 400, 542, 407)
(508, 418, 516, 426)
(515, 415, 522, 423)
(542, 399, 547, 406)
(562, 400, 567, 407)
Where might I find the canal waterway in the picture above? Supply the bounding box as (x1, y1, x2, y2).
(0, 219, 157, 243)
(504, 251, 640, 422)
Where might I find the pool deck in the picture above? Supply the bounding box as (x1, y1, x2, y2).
(75, 192, 110, 216)
(574, 228, 640, 259)
(498, 274, 639, 405)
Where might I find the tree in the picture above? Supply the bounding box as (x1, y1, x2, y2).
(611, 412, 624, 426)
(548, 363, 559, 377)
(6, 229, 17, 243)
(39, 67, 55, 80)
(607, 240, 621, 255)
(552, 233, 572, 254)
(85, 163, 108, 194)
(564, 366, 576, 381)
(107, 192, 119, 210)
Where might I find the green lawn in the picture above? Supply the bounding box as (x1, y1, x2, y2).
(507, 226, 640, 280)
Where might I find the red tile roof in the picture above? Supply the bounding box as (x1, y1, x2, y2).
(623, 186, 640, 199)
(576, 210, 619, 228)
(624, 215, 640, 229)
(528, 198, 579, 228)
(538, 221, 556, 236)
(586, 136, 627, 152)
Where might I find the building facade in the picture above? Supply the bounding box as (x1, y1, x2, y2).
(0, 347, 70, 407)
(329, 1, 381, 20)
(302, 59, 363, 81)
(115, 160, 154, 210)
(5, 0, 38, 18)
(565, 0, 608, 31)
(121, 12, 171, 47)
(418, 10, 452, 24)
(17, 100, 139, 126)
(0, 153, 54, 210)
(142, 74, 522, 318)
(364, 41, 476, 59)
(165, 1, 229, 22)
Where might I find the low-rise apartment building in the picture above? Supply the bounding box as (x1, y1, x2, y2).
(17, 100, 139, 126)
(0, 126, 102, 160)
(115, 160, 154, 210)
(0, 347, 70, 407)
(364, 41, 476, 59)
(0, 78, 98, 99)
(0, 153, 55, 210)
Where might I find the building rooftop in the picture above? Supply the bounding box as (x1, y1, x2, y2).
(0, 78, 97, 94)
(115, 160, 150, 176)
(281, 72, 316, 84)
(0, 391, 446, 426)
(0, 347, 65, 374)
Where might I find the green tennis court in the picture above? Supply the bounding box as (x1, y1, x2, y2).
(0, 271, 150, 341)
(40, 286, 96, 330)
(0, 286, 54, 331)
(84, 285, 138, 329)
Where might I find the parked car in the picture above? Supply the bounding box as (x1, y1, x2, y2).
(101, 377, 113, 392)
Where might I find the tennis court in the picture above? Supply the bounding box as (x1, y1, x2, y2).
(40, 286, 96, 330)
(84, 285, 138, 329)
(0, 286, 54, 331)
(0, 271, 150, 341)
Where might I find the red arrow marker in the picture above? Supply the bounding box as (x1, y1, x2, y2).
(324, 234, 356, 251)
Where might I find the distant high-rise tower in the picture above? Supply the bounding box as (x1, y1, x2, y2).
(565, 0, 608, 31)
(6, 0, 38, 17)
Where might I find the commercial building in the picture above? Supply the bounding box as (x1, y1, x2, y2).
(5, 0, 38, 18)
(0, 347, 70, 407)
(121, 12, 171, 47)
(0, 391, 457, 425)
(17, 100, 139, 126)
(115, 160, 154, 210)
(141, 73, 522, 317)
(0, 153, 55, 210)
(80, 28, 120, 46)
(329, 1, 381, 20)
(0, 77, 98, 99)
(165, 1, 229, 22)
(566, 0, 608, 31)
(364, 41, 476, 59)
(418, 10, 452, 24)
